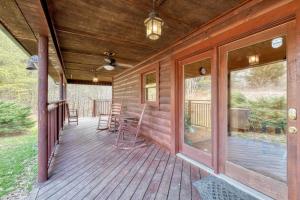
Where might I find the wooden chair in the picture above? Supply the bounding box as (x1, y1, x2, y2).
(115, 104, 147, 149)
(66, 103, 78, 125)
(97, 103, 122, 133)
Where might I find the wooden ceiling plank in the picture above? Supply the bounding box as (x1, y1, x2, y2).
(61, 49, 140, 64)
(55, 25, 156, 50)
(48, 0, 247, 82)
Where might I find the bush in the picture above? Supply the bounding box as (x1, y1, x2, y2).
(230, 92, 249, 108)
(0, 101, 35, 135)
(230, 92, 287, 133)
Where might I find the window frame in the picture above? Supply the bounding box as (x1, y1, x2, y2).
(140, 63, 160, 107)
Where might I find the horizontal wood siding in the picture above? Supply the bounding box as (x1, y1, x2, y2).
(113, 58, 172, 150)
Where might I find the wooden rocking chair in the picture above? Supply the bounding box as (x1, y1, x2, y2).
(115, 104, 147, 149)
(66, 103, 78, 125)
(97, 103, 122, 133)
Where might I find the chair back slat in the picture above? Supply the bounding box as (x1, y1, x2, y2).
(136, 104, 147, 133)
(110, 103, 122, 115)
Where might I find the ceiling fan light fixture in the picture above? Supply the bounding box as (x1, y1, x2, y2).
(103, 64, 115, 71)
(92, 76, 98, 82)
(144, 1, 164, 40)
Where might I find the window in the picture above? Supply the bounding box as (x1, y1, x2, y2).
(144, 72, 157, 101)
(140, 63, 159, 106)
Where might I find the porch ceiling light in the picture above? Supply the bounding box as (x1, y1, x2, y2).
(92, 76, 99, 83)
(144, 0, 164, 40)
(271, 37, 283, 49)
(248, 55, 259, 65)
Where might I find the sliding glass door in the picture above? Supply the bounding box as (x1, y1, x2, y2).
(219, 22, 297, 200)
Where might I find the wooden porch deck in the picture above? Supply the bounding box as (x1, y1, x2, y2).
(31, 118, 207, 200)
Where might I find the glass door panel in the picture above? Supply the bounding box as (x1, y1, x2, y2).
(184, 58, 212, 153)
(227, 36, 287, 183)
(182, 56, 213, 167)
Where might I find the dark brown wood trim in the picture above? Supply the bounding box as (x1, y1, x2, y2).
(295, 1, 300, 200)
(226, 162, 287, 199)
(0, 22, 32, 56)
(41, 0, 66, 80)
(67, 79, 112, 86)
(170, 55, 179, 155)
(211, 47, 219, 172)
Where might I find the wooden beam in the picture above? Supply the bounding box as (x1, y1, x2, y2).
(67, 79, 112, 86)
(40, 0, 67, 80)
(38, 35, 48, 183)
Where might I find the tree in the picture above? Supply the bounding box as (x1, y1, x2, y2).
(0, 101, 35, 134)
(245, 62, 286, 88)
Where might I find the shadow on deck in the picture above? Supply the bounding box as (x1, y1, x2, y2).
(31, 118, 207, 200)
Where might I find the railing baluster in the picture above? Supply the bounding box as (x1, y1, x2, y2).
(185, 100, 211, 128)
(46, 100, 66, 166)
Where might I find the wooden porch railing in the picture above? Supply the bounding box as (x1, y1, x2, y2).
(47, 100, 66, 164)
(92, 99, 112, 117)
(185, 100, 211, 128)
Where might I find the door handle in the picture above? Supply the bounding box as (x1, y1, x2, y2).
(288, 126, 297, 134)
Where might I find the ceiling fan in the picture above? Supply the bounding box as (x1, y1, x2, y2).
(96, 51, 133, 71)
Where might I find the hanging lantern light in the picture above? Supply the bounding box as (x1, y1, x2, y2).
(248, 55, 259, 65)
(144, 0, 164, 40)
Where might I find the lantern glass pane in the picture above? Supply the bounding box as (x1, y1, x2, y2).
(157, 21, 161, 35)
(153, 20, 158, 34)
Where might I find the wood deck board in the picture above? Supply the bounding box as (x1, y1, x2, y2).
(32, 118, 205, 200)
(106, 145, 157, 200)
(46, 145, 125, 200)
(143, 152, 170, 200)
(117, 146, 160, 200)
(94, 145, 153, 200)
(130, 149, 165, 200)
(167, 157, 183, 200)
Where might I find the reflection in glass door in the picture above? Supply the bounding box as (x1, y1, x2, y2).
(182, 56, 213, 166)
(227, 36, 287, 183)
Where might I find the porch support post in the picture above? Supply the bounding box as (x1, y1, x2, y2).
(38, 35, 48, 183)
(64, 84, 67, 100)
(59, 73, 64, 100)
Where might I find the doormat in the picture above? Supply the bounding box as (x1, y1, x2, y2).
(193, 176, 259, 200)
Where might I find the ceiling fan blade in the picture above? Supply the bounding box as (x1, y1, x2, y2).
(116, 62, 133, 68)
(96, 65, 104, 71)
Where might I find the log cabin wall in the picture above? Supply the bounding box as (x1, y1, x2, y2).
(113, 0, 298, 152)
(113, 57, 172, 149)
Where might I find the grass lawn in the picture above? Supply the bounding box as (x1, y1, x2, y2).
(0, 127, 37, 198)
